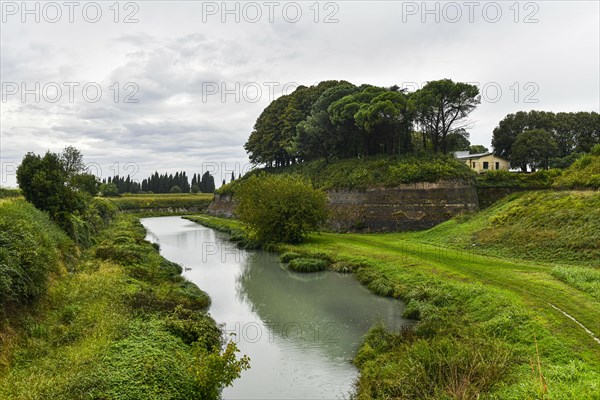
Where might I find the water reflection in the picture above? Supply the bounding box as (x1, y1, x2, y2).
(141, 216, 411, 400)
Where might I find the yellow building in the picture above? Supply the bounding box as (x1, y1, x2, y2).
(454, 151, 510, 173)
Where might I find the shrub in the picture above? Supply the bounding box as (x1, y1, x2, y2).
(170, 185, 182, 193)
(234, 173, 329, 243)
(287, 257, 328, 272)
(165, 305, 222, 349)
(279, 251, 302, 263)
(0, 200, 73, 310)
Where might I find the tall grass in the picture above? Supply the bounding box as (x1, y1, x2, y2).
(0, 213, 248, 399)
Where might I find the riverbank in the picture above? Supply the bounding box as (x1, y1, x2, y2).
(0, 202, 247, 399)
(185, 212, 600, 399)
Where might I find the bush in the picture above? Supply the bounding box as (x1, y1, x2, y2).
(234, 173, 329, 243)
(170, 185, 182, 193)
(100, 182, 119, 197)
(279, 251, 302, 263)
(0, 200, 73, 310)
(287, 257, 328, 272)
(553, 152, 600, 189)
(165, 305, 222, 349)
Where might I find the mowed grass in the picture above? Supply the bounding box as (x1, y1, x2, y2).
(106, 193, 213, 212)
(189, 191, 600, 398)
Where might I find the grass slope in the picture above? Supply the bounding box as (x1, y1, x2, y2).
(218, 155, 475, 194)
(188, 205, 600, 399)
(410, 190, 600, 265)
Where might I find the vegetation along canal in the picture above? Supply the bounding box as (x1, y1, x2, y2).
(141, 216, 412, 399)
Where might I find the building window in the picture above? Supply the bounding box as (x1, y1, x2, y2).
(483, 161, 489, 170)
(495, 162, 500, 170)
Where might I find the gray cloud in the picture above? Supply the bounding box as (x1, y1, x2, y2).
(1, 1, 598, 188)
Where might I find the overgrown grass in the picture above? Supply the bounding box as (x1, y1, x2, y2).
(476, 169, 562, 188)
(551, 266, 600, 301)
(0, 200, 76, 319)
(218, 154, 475, 194)
(410, 190, 600, 265)
(553, 150, 600, 189)
(187, 212, 600, 399)
(107, 193, 213, 212)
(0, 212, 248, 399)
(287, 257, 329, 272)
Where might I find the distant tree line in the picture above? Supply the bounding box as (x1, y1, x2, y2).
(100, 171, 218, 194)
(492, 110, 599, 171)
(244, 79, 482, 167)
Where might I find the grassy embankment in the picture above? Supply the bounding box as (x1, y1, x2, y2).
(0, 199, 246, 399)
(106, 193, 213, 216)
(187, 188, 600, 399)
(218, 154, 475, 194)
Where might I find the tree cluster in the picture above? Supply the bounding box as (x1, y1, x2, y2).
(244, 79, 481, 166)
(16, 146, 100, 230)
(492, 110, 600, 171)
(100, 171, 218, 195)
(191, 172, 216, 193)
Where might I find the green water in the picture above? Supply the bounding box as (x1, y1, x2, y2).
(142, 216, 411, 399)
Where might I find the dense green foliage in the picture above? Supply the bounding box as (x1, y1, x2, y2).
(510, 129, 559, 171)
(219, 154, 475, 194)
(235, 174, 328, 243)
(100, 182, 119, 196)
(0, 214, 249, 399)
(0, 187, 22, 198)
(194, 171, 216, 193)
(102, 171, 217, 194)
(492, 110, 599, 167)
(0, 200, 74, 316)
(476, 169, 562, 188)
(245, 79, 480, 167)
(553, 146, 600, 188)
(17, 151, 86, 225)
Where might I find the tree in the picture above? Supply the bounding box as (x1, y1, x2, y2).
(16, 151, 86, 225)
(469, 145, 489, 154)
(446, 130, 471, 152)
(71, 173, 100, 196)
(60, 145, 86, 180)
(511, 130, 558, 172)
(492, 111, 555, 160)
(412, 79, 480, 152)
(99, 182, 119, 197)
(170, 185, 182, 193)
(191, 184, 200, 194)
(200, 171, 215, 193)
(235, 174, 328, 243)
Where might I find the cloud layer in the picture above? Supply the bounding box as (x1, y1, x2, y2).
(1, 1, 598, 187)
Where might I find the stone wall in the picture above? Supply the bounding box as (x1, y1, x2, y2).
(206, 193, 236, 218)
(326, 180, 478, 232)
(206, 180, 479, 232)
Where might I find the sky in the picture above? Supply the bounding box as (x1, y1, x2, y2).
(1, 0, 599, 188)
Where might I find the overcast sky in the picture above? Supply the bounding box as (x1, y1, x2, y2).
(1, 1, 598, 187)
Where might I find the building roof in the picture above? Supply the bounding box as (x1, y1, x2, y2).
(454, 151, 505, 160)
